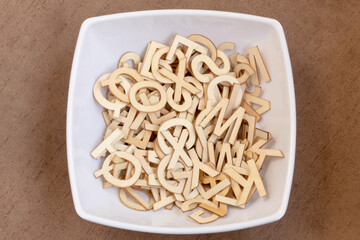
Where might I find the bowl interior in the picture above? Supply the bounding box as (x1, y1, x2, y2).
(68, 11, 294, 233)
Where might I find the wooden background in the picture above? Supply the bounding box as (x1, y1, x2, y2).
(0, 0, 359, 239)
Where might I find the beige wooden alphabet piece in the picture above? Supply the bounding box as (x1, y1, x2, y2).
(166, 88, 193, 112)
(162, 195, 175, 210)
(134, 179, 149, 188)
(223, 167, 248, 187)
(113, 162, 129, 178)
(154, 138, 166, 159)
(117, 107, 137, 139)
(181, 198, 218, 212)
(216, 143, 233, 172)
(244, 151, 258, 161)
(151, 46, 186, 84)
(129, 111, 147, 130)
(206, 74, 238, 107)
(148, 150, 160, 164)
(191, 50, 231, 83)
(105, 119, 121, 134)
(254, 128, 272, 140)
(201, 177, 230, 200)
(224, 83, 241, 119)
(186, 102, 199, 123)
(189, 209, 220, 224)
(137, 92, 177, 125)
(246, 184, 258, 204)
(111, 76, 133, 114)
(198, 98, 228, 127)
(129, 80, 167, 113)
(204, 125, 215, 138)
(187, 186, 199, 200)
(187, 34, 217, 61)
(188, 149, 219, 190)
(232, 143, 246, 167)
(153, 194, 176, 211)
(222, 120, 235, 143)
(230, 178, 242, 200)
(248, 46, 271, 85)
(159, 66, 200, 102)
(118, 52, 142, 69)
(159, 188, 167, 199)
(203, 125, 215, 138)
(214, 194, 245, 208)
(174, 201, 183, 209)
(148, 173, 161, 186)
(102, 111, 111, 126)
(198, 94, 206, 110)
(194, 126, 208, 163)
(157, 118, 196, 155)
(231, 140, 240, 156)
(120, 144, 137, 181)
(247, 138, 284, 169)
(198, 200, 227, 217)
(162, 130, 193, 168)
(112, 141, 131, 152)
(217, 42, 235, 52)
(243, 93, 271, 115)
(214, 142, 222, 161)
(157, 155, 185, 194)
(119, 189, 147, 211)
(139, 41, 167, 80)
(195, 138, 203, 159)
(150, 188, 160, 202)
(171, 170, 192, 180)
(151, 47, 174, 84)
(134, 150, 153, 175)
(179, 196, 228, 217)
(236, 54, 250, 64)
(173, 111, 187, 137)
(182, 173, 195, 200)
(241, 100, 261, 122)
(94, 152, 141, 188)
(184, 76, 204, 98)
(247, 137, 268, 151)
(144, 123, 159, 131)
(247, 159, 267, 197)
(93, 74, 127, 118)
(247, 86, 262, 97)
(123, 187, 154, 210)
(194, 102, 213, 126)
(229, 53, 238, 67)
(207, 142, 216, 166)
(234, 63, 255, 84)
(102, 181, 113, 189)
(91, 129, 125, 159)
(124, 127, 152, 150)
(185, 186, 199, 202)
(159, 59, 173, 72)
(166, 34, 208, 63)
(214, 195, 237, 207)
(174, 193, 185, 201)
(243, 113, 256, 147)
(199, 98, 245, 145)
(101, 67, 144, 103)
(235, 159, 267, 206)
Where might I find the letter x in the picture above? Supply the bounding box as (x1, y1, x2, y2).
(159, 62, 200, 102)
(162, 130, 193, 169)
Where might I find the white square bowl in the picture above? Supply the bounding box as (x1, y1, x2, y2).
(67, 10, 296, 234)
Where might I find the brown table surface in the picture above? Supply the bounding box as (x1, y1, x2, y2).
(1, 0, 359, 239)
